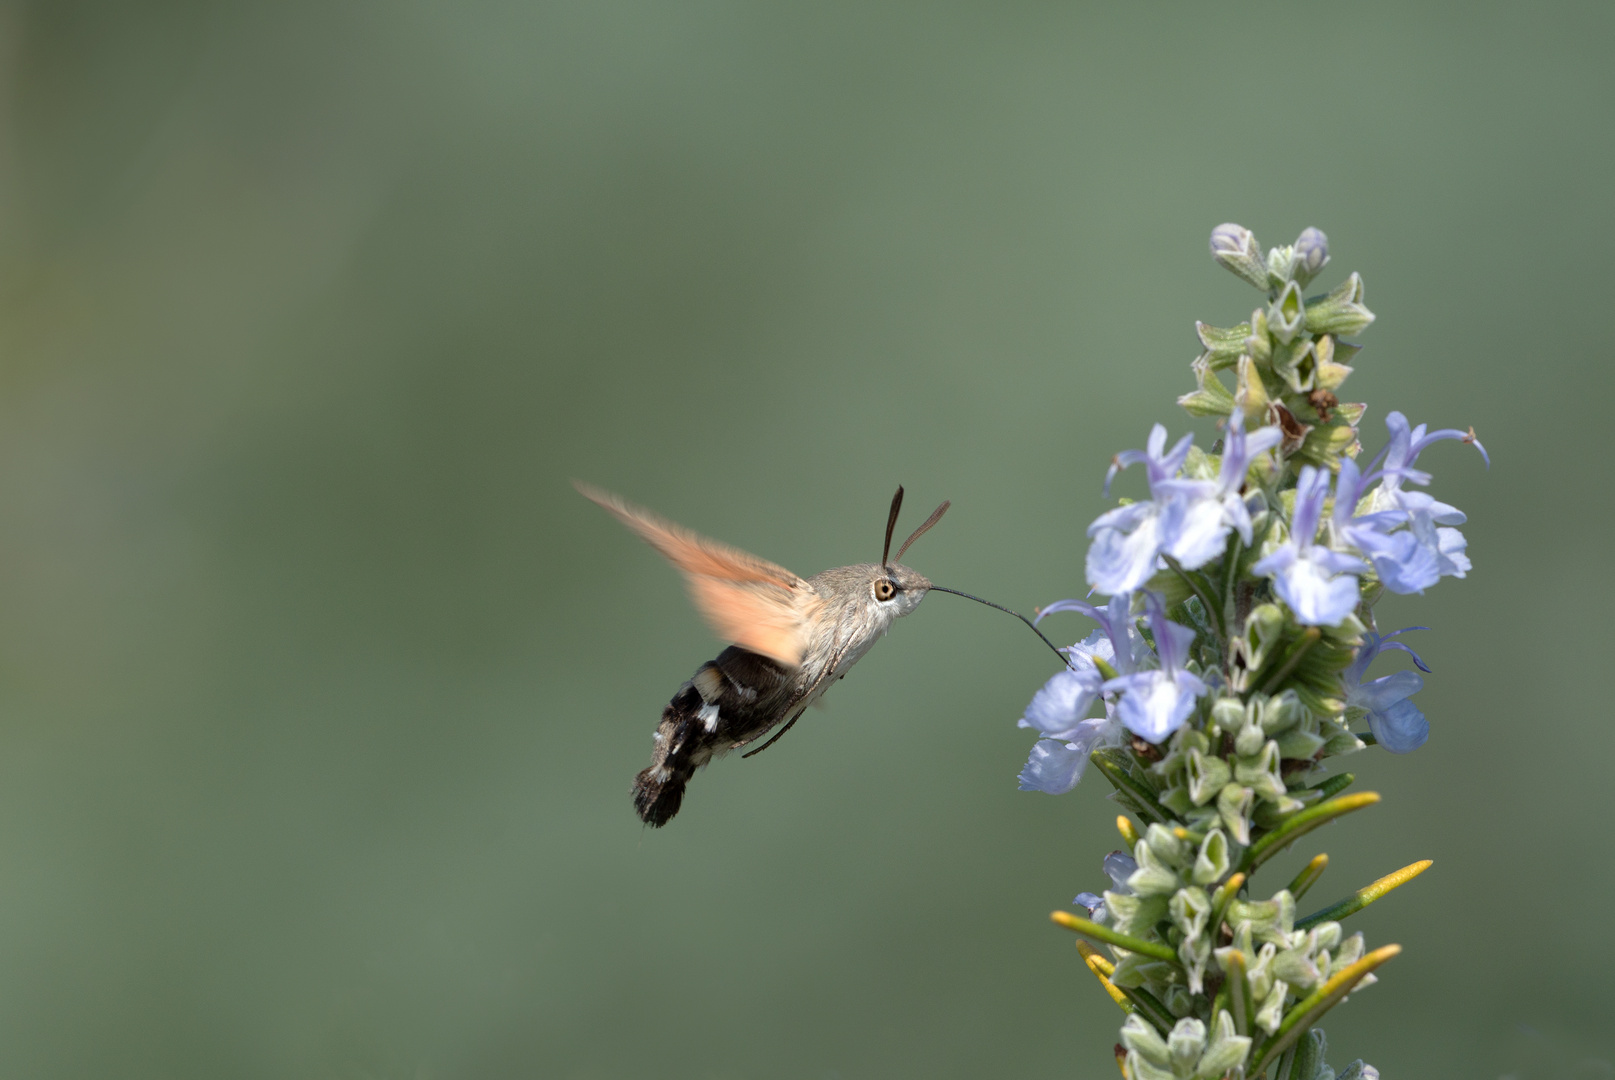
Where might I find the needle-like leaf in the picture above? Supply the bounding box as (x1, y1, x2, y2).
(1249, 945, 1402, 1077)
(1240, 792, 1380, 874)
(1294, 860, 1432, 930)
(1050, 910, 1179, 963)
(1286, 854, 1329, 902)
(1076, 940, 1133, 1013)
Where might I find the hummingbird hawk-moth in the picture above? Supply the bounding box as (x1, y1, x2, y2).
(577, 483, 968, 826)
(578, 483, 1066, 826)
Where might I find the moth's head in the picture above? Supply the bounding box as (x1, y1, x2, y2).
(868, 561, 932, 618)
(870, 485, 948, 619)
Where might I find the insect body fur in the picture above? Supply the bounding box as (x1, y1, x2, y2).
(632, 560, 931, 827)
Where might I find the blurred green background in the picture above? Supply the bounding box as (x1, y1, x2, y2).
(0, 1, 1609, 1076)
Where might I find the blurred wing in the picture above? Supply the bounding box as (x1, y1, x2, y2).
(575, 482, 823, 667)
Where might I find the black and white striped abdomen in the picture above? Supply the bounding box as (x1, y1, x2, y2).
(631, 646, 800, 827)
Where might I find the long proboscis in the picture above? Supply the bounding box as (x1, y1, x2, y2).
(928, 586, 1070, 666)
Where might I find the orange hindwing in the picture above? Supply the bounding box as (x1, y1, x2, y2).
(576, 483, 824, 667)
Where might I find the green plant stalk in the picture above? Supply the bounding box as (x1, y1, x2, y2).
(1223, 948, 1250, 1037)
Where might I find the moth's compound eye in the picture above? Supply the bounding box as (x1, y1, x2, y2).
(874, 579, 897, 602)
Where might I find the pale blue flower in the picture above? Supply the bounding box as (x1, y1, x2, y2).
(1035, 594, 1145, 675)
(1153, 409, 1284, 570)
(1017, 596, 1144, 793)
(1340, 411, 1488, 593)
(1073, 851, 1138, 923)
(1102, 595, 1209, 743)
(1330, 456, 1439, 594)
(1253, 465, 1368, 626)
(1087, 417, 1282, 595)
(1018, 632, 1109, 742)
(1344, 628, 1431, 753)
(1017, 597, 1142, 793)
(1086, 425, 1195, 595)
(1019, 738, 1097, 795)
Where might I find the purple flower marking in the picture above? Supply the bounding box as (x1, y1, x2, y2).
(1344, 628, 1431, 753)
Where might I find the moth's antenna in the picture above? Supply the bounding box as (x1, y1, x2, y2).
(894, 501, 950, 562)
(882, 485, 905, 566)
(929, 585, 1069, 666)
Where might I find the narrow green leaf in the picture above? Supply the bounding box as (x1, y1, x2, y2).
(1209, 871, 1246, 937)
(1286, 854, 1329, 903)
(1223, 947, 1250, 1037)
(1116, 815, 1142, 849)
(1307, 773, 1354, 801)
(1259, 627, 1321, 694)
(1091, 752, 1171, 825)
(1250, 945, 1401, 1077)
(1295, 860, 1432, 930)
(1075, 940, 1133, 1014)
(1162, 554, 1226, 637)
(1050, 910, 1178, 963)
(1239, 792, 1380, 874)
(1119, 984, 1176, 1036)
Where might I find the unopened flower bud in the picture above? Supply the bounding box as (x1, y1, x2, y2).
(1290, 1027, 1328, 1080)
(1266, 245, 1298, 287)
(1187, 748, 1232, 805)
(1304, 272, 1376, 337)
(1195, 1013, 1253, 1080)
(1211, 696, 1246, 730)
(1218, 783, 1254, 844)
(1191, 829, 1230, 885)
(1337, 1062, 1380, 1080)
(1210, 223, 1271, 290)
(1293, 227, 1330, 287)
(1244, 308, 1272, 365)
(1268, 280, 1306, 344)
(1167, 1018, 1209, 1075)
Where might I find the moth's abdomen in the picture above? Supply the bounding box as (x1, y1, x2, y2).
(633, 647, 796, 827)
(632, 685, 701, 827)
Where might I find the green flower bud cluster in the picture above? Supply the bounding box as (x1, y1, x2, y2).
(1121, 1011, 1252, 1080)
(1184, 224, 1371, 471)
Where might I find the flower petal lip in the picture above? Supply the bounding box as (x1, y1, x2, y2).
(1018, 739, 1089, 794)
